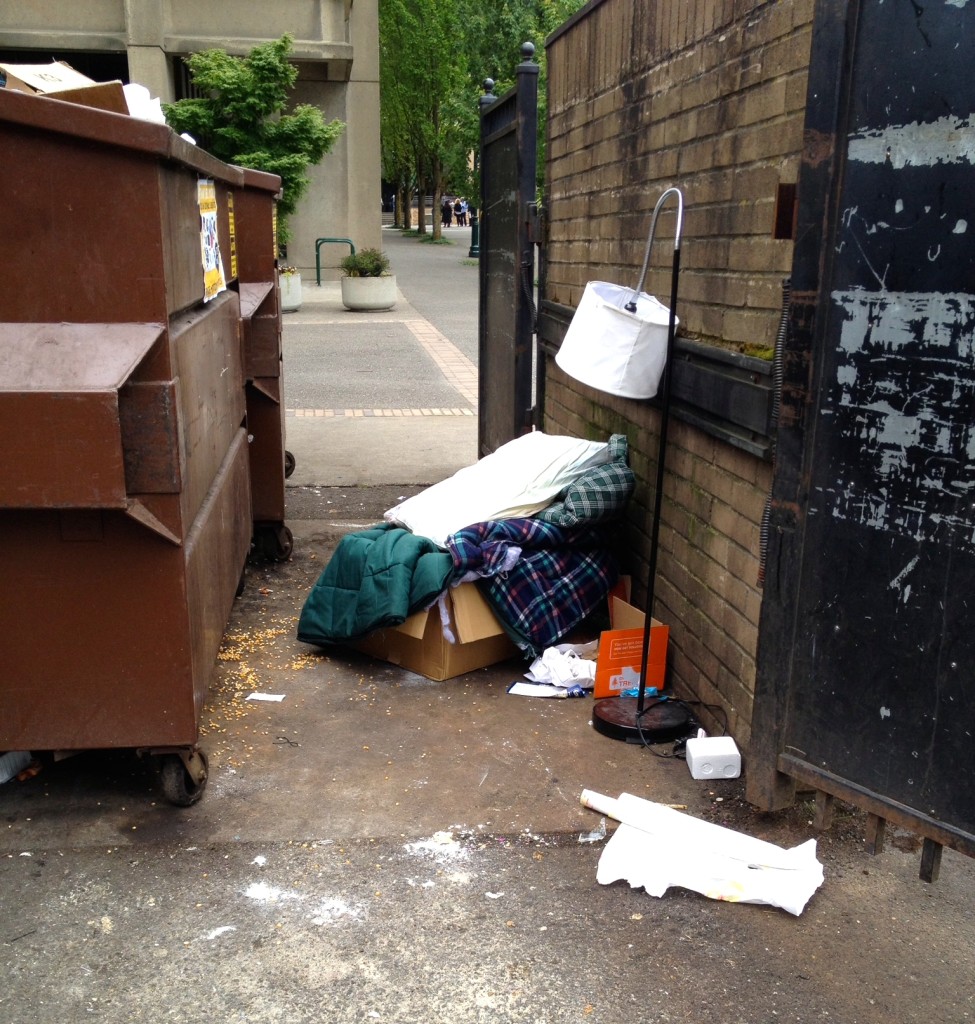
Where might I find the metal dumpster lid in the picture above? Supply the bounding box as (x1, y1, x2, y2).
(0, 322, 165, 391)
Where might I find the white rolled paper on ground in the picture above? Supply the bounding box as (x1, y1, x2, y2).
(581, 790, 824, 916)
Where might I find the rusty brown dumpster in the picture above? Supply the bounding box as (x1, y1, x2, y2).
(0, 87, 284, 804)
(236, 167, 294, 561)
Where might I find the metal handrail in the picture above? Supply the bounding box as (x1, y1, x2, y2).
(315, 237, 356, 286)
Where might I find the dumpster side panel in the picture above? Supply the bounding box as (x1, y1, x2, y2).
(118, 378, 184, 495)
(246, 379, 286, 524)
(234, 178, 280, 284)
(242, 308, 282, 380)
(0, 392, 127, 508)
(0, 126, 169, 324)
(0, 321, 168, 508)
(171, 292, 246, 530)
(0, 510, 197, 750)
(184, 429, 253, 720)
(160, 166, 215, 315)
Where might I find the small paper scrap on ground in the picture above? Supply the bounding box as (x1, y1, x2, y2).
(507, 681, 586, 699)
(246, 692, 286, 702)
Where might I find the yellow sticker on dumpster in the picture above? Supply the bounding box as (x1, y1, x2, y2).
(198, 178, 226, 302)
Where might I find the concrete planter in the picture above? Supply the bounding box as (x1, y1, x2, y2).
(279, 271, 302, 312)
(341, 274, 397, 311)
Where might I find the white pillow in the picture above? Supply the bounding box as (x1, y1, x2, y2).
(384, 431, 611, 546)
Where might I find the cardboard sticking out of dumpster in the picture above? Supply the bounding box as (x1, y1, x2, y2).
(0, 61, 127, 113)
(593, 596, 669, 698)
(351, 583, 518, 681)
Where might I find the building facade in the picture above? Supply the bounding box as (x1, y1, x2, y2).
(0, 0, 381, 275)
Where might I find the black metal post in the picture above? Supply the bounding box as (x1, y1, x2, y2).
(635, 188, 684, 722)
(469, 79, 496, 259)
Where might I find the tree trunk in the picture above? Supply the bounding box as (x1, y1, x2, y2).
(431, 154, 443, 242)
(402, 186, 413, 230)
(416, 168, 428, 235)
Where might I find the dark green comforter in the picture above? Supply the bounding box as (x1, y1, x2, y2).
(297, 523, 454, 645)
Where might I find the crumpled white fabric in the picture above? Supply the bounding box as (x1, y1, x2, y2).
(525, 641, 598, 688)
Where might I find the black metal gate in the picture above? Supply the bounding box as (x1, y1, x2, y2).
(749, 0, 975, 879)
(477, 45, 538, 457)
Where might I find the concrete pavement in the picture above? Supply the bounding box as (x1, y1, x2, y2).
(1, 225, 973, 1024)
(282, 225, 479, 488)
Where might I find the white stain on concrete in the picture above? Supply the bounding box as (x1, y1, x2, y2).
(403, 830, 469, 863)
(244, 879, 365, 927)
(206, 926, 237, 940)
(310, 897, 365, 926)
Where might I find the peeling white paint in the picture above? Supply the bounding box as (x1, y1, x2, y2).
(848, 114, 975, 168)
(889, 555, 920, 605)
(821, 288, 975, 547)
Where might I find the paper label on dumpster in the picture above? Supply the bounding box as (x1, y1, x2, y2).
(198, 179, 227, 302)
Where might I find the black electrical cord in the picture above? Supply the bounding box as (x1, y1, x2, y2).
(633, 695, 731, 756)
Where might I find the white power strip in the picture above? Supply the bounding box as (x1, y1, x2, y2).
(685, 734, 741, 780)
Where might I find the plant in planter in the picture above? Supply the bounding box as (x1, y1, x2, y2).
(339, 248, 397, 311)
(278, 265, 302, 313)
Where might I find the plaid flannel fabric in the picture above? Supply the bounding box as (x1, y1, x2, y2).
(447, 518, 618, 654)
(535, 433, 634, 527)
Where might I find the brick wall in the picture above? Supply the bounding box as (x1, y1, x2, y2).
(542, 0, 814, 746)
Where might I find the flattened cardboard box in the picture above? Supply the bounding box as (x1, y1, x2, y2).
(0, 61, 127, 114)
(351, 582, 518, 681)
(593, 596, 669, 698)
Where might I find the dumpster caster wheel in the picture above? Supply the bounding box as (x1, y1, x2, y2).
(263, 524, 293, 562)
(284, 450, 296, 478)
(159, 749, 209, 807)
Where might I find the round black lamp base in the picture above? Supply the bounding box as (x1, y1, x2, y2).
(592, 696, 693, 744)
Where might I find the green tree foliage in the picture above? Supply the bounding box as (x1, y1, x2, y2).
(380, 0, 467, 238)
(381, 0, 587, 223)
(163, 35, 344, 244)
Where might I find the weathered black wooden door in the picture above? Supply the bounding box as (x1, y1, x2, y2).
(477, 47, 538, 457)
(750, 0, 975, 875)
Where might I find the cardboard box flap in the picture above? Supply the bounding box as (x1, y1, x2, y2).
(48, 81, 128, 114)
(448, 584, 507, 644)
(397, 607, 430, 641)
(0, 61, 96, 93)
(611, 596, 647, 630)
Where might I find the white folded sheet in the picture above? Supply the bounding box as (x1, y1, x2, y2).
(384, 431, 611, 546)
